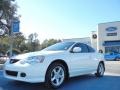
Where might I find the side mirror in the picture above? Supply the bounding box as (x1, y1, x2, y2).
(72, 47, 82, 53)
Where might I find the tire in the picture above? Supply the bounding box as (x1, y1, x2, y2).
(95, 62, 105, 77)
(45, 62, 66, 89)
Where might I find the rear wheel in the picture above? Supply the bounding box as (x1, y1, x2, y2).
(95, 62, 105, 77)
(45, 63, 66, 89)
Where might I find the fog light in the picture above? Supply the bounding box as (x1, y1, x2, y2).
(20, 73, 26, 77)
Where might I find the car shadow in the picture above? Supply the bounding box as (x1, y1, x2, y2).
(1, 74, 120, 90)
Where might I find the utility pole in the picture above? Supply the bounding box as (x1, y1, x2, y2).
(9, 18, 13, 57)
(9, 18, 20, 57)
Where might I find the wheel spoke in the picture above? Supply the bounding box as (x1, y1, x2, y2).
(56, 78, 59, 85)
(53, 69, 57, 74)
(57, 67, 62, 74)
(99, 66, 101, 72)
(99, 64, 104, 75)
(51, 76, 56, 81)
(59, 72, 64, 78)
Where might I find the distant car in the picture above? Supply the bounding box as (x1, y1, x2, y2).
(104, 52, 120, 61)
(4, 42, 105, 88)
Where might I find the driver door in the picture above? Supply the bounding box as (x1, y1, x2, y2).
(68, 43, 93, 76)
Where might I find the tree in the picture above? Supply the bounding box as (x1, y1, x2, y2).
(0, 0, 18, 35)
(40, 39, 61, 49)
(0, 32, 25, 55)
(13, 32, 26, 50)
(27, 33, 40, 52)
(0, 35, 9, 54)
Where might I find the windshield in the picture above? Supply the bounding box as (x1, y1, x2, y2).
(43, 42, 75, 51)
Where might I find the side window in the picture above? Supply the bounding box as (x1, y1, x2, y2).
(72, 43, 89, 53)
(87, 45, 95, 52)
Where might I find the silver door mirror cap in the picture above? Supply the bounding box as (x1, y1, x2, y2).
(73, 47, 82, 53)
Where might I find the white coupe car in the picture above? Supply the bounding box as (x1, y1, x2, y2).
(4, 42, 105, 88)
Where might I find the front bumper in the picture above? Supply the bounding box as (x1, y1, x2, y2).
(4, 62, 47, 83)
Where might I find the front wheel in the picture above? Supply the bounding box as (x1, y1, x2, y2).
(45, 63, 66, 89)
(95, 62, 105, 77)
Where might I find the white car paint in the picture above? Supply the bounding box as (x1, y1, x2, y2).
(3, 42, 104, 83)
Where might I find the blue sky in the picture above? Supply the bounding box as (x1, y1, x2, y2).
(16, 0, 120, 42)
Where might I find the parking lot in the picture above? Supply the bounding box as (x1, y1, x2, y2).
(105, 61, 120, 74)
(0, 61, 120, 90)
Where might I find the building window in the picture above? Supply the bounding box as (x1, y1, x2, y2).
(105, 46, 120, 53)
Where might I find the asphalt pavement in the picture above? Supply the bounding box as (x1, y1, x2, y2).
(0, 61, 120, 90)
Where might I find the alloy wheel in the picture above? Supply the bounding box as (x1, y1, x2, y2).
(98, 63, 104, 76)
(50, 66, 65, 87)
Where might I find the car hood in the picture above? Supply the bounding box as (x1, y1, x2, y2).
(11, 50, 65, 60)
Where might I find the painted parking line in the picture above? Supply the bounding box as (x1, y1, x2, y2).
(105, 72, 120, 76)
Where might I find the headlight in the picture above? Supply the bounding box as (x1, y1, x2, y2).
(20, 55, 45, 64)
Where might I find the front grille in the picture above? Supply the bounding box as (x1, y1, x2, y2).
(9, 59, 19, 64)
(6, 70, 18, 77)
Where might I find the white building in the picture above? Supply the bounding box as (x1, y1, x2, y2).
(91, 21, 120, 53)
(63, 21, 120, 54)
